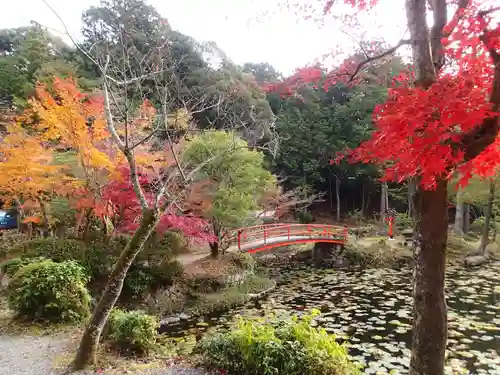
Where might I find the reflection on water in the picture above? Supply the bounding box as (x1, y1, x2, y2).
(163, 263, 500, 374)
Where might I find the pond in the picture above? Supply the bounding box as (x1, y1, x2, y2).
(163, 262, 500, 374)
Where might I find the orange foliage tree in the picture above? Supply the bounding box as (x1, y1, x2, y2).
(0, 122, 73, 228)
(29, 78, 121, 233)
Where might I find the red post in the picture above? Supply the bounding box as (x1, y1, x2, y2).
(388, 217, 394, 239)
(237, 230, 241, 250)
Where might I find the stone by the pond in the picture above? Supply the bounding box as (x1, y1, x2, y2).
(161, 316, 181, 324)
(179, 313, 190, 321)
(465, 255, 489, 267)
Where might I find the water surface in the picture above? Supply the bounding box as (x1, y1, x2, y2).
(163, 263, 500, 374)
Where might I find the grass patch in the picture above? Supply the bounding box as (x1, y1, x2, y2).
(184, 252, 255, 279)
(345, 239, 413, 268)
(0, 296, 80, 336)
(52, 337, 181, 375)
(186, 275, 275, 316)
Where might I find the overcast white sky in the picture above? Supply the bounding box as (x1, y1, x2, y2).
(3, 0, 408, 74)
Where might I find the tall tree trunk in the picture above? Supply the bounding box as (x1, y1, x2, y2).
(454, 189, 465, 236)
(464, 204, 471, 233)
(385, 183, 389, 212)
(361, 180, 365, 215)
(478, 179, 495, 255)
(408, 178, 416, 220)
(405, 0, 449, 373)
(74, 209, 158, 369)
(380, 182, 387, 223)
(14, 198, 25, 234)
(329, 176, 334, 212)
(335, 176, 341, 222)
(37, 198, 51, 237)
(411, 179, 448, 375)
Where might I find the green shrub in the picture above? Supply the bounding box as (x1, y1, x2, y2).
(142, 230, 188, 261)
(8, 260, 91, 322)
(0, 256, 46, 277)
(10, 238, 86, 263)
(195, 309, 360, 375)
(49, 196, 77, 227)
(347, 209, 366, 225)
(108, 309, 159, 354)
(9, 235, 125, 280)
(230, 252, 255, 272)
(395, 212, 413, 229)
(83, 236, 127, 279)
(123, 261, 184, 300)
(296, 211, 314, 224)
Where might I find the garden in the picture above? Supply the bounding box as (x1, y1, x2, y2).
(1, 0, 500, 374)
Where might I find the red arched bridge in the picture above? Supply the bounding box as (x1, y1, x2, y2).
(228, 223, 348, 253)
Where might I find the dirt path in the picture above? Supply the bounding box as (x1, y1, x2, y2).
(0, 334, 206, 375)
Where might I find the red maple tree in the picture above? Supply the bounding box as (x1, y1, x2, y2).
(266, 1, 500, 374)
(95, 165, 214, 242)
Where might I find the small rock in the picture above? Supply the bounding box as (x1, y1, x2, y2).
(464, 255, 488, 267)
(179, 313, 190, 321)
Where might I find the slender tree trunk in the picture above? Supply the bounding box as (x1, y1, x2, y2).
(385, 183, 389, 212)
(411, 179, 448, 375)
(408, 178, 416, 220)
(478, 179, 495, 255)
(329, 176, 334, 212)
(454, 190, 465, 236)
(82, 208, 93, 240)
(37, 198, 51, 237)
(361, 180, 365, 215)
(464, 204, 471, 233)
(335, 176, 340, 222)
(210, 221, 220, 258)
(74, 209, 158, 369)
(14, 198, 25, 234)
(380, 182, 387, 223)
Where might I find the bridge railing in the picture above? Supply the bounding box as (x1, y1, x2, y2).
(228, 223, 348, 251)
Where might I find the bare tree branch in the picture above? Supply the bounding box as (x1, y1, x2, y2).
(346, 39, 411, 83)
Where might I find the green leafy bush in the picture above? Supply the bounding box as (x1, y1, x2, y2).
(296, 211, 314, 224)
(10, 238, 86, 263)
(7, 234, 184, 299)
(395, 212, 413, 230)
(230, 252, 255, 272)
(346, 209, 366, 225)
(83, 236, 127, 279)
(8, 260, 91, 322)
(0, 256, 46, 277)
(195, 310, 360, 375)
(108, 309, 159, 354)
(8, 236, 123, 280)
(123, 261, 184, 300)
